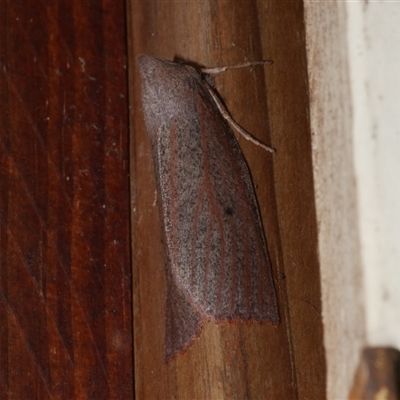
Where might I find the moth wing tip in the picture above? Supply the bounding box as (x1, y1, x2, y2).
(165, 317, 207, 363)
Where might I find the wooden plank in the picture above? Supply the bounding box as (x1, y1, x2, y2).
(0, 1, 133, 398)
(303, 3, 367, 398)
(128, 1, 326, 398)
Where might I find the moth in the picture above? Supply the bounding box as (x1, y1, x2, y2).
(137, 55, 279, 361)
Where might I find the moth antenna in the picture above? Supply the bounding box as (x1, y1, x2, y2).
(204, 82, 275, 153)
(201, 60, 272, 75)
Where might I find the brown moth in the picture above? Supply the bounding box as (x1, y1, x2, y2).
(137, 55, 279, 361)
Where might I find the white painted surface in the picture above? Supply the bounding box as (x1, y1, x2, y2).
(347, 2, 400, 348)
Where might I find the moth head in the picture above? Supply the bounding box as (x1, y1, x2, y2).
(137, 55, 202, 139)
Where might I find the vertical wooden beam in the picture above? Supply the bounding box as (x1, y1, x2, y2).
(304, 3, 366, 398)
(128, 1, 326, 398)
(0, 1, 133, 398)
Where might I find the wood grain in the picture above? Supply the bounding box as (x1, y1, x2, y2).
(0, 1, 132, 398)
(303, 3, 366, 398)
(129, 1, 326, 398)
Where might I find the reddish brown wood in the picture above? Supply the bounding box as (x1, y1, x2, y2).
(0, 1, 132, 398)
(129, 0, 326, 398)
